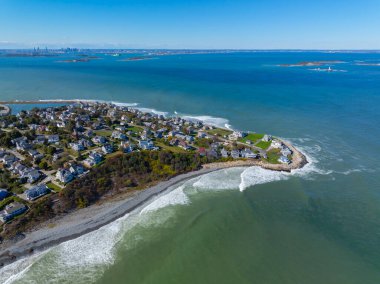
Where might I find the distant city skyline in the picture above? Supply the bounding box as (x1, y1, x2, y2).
(1, 0, 380, 50)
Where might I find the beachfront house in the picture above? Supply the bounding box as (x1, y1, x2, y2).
(221, 148, 229, 158)
(56, 168, 74, 183)
(25, 185, 50, 201)
(281, 147, 292, 157)
(139, 140, 155, 150)
(278, 156, 291, 164)
(241, 148, 258, 159)
(0, 202, 27, 222)
(83, 152, 103, 168)
(69, 164, 85, 176)
(262, 134, 273, 142)
(230, 149, 240, 159)
(102, 144, 114, 154)
(271, 140, 282, 149)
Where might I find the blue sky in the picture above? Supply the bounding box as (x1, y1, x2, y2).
(1, 0, 379, 49)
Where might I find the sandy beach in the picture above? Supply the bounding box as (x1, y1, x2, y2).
(0, 144, 307, 267)
(0, 168, 219, 266)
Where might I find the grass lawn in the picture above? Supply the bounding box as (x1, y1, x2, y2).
(239, 133, 264, 144)
(256, 140, 272, 150)
(207, 128, 232, 137)
(0, 196, 25, 210)
(46, 182, 63, 192)
(94, 130, 113, 137)
(155, 142, 188, 153)
(127, 126, 143, 133)
(265, 149, 281, 164)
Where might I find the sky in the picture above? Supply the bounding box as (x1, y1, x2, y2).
(1, 0, 380, 49)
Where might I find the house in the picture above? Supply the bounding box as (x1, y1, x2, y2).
(11, 163, 29, 176)
(102, 144, 114, 154)
(198, 147, 207, 156)
(92, 136, 107, 145)
(0, 202, 27, 222)
(47, 135, 60, 144)
(262, 135, 273, 142)
(228, 131, 247, 141)
(120, 142, 133, 153)
(56, 169, 74, 183)
(197, 132, 208, 138)
(83, 152, 103, 167)
(56, 121, 66, 128)
(221, 148, 229, 158)
(169, 139, 179, 146)
(70, 143, 85, 152)
(26, 169, 41, 184)
(155, 130, 164, 139)
(69, 164, 85, 176)
(84, 130, 94, 138)
(281, 147, 292, 157)
(0, 189, 9, 201)
(271, 140, 282, 149)
(230, 149, 240, 159)
(79, 139, 94, 148)
(53, 153, 63, 162)
(28, 149, 43, 160)
(25, 185, 50, 201)
(111, 131, 128, 141)
(11, 136, 27, 146)
(16, 140, 32, 151)
(179, 141, 191, 151)
(33, 135, 46, 145)
(139, 140, 154, 150)
(185, 135, 194, 142)
(241, 148, 258, 159)
(115, 125, 126, 132)
(278, 156, 290, 164)
(207, 149, 219, 158)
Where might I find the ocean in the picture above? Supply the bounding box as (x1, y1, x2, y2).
(0, 51, 380, 284)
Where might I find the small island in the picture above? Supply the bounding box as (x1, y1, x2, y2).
(120, 56, 156, 61)
(0, 101, 307, 266)
(279, 60, 346, 67)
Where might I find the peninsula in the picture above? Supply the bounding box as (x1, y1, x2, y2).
(0, 101, 307, 266)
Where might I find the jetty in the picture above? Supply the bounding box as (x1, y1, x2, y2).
(0, 104, 11, 116)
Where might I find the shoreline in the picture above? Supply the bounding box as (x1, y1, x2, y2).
(0, 167, 221, 267)
(0, 147, 307, 267)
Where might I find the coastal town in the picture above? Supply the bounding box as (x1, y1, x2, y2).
(0, 102, 296, 227)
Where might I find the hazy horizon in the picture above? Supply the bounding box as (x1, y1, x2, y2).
(1, 0, 380, 50)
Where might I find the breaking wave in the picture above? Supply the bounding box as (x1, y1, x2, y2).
(181, 114, 231, 129)
(0, 135, 334, 283)
(135, 107, 168, 117)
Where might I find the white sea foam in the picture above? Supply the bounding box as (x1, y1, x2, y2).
(0, 251, 48, 284)
(0, 136, 334, 283)
(181, 115, 231, 129)
(135, 107, 168, 117)
(140, 185, 189, 215)
(191, 168, 243, 191)
(238, 167, 289, 192)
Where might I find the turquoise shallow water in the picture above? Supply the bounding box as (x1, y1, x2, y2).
(0, 52, 379, 283)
